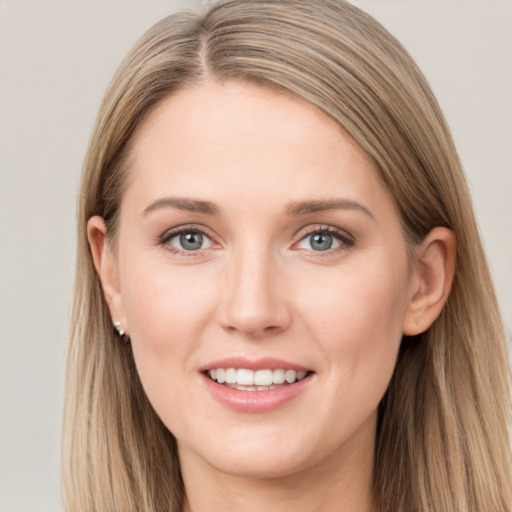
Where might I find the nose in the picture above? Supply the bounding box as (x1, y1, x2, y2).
(216, 245, 292, 339)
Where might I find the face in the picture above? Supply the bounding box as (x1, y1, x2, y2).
(101, 81, 416, 479)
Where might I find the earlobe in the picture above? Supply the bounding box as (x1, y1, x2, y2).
(402, 227, 456, 336)
(87, 216, 127, 331)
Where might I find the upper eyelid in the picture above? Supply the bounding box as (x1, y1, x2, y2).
(160, 224, 215, 241)
(295, 224, 354, 241)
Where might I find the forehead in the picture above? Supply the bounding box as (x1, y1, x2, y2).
(123, 80, 391, 214)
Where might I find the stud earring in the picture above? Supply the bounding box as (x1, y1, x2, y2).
(113, 321, 128, 341)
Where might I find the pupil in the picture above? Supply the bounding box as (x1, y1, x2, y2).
(180, 232, 203, 250)
(311, 233, 332, 251)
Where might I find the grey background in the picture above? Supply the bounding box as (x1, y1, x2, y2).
(1, 1, 510, 511)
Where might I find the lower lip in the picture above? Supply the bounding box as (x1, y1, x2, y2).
(201, 373, 313, 413)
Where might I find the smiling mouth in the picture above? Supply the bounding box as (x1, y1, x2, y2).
(204, 368, 313, 391)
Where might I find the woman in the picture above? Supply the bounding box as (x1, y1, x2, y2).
(62, 1, 512, 510)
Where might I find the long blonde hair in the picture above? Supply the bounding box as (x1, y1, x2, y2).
(63, 1, 512, 510)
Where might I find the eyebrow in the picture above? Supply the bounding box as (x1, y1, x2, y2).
(286, 199, 375, 219)
(142, 197, 220, 216)
(142, 196, 374, 219)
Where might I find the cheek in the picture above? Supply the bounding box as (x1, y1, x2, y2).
(118, 255, 219, 399)
(293, 265, 407, 445)
(120, 252, 215, 343)
(297, 258, 408, 344)
(292, 252, 409, 406)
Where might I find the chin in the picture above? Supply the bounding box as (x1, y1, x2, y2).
(177, 422, 338, 481)
(203, 448, 314, 480)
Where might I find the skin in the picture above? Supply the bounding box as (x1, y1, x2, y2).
(88, 81, 455, 512)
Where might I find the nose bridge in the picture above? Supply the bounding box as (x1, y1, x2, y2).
(218, 238, 290, 337)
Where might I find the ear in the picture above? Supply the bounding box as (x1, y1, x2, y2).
(87, 216, 127, 334)
(402, 227, 456, 336)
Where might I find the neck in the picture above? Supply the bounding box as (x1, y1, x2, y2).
(179, 428, 376, 512)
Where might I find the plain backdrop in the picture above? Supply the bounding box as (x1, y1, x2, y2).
(1, 1, 510, 511)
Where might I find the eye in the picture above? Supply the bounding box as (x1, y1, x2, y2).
(295, 227, 354, 252)
(163, 228, 213, 252)
(298, 232, 339, 251)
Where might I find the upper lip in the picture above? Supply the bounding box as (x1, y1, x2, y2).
(199, 357, 312, 372)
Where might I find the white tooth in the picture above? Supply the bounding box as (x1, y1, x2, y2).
(216, 368, 226, 384)
(225, 368, 237, 384)
(237, 368, 254, 386)
(272, 369, 285, 384)
(285, 369, 297, 383)
(257, 386, 269, 391)
(209, 369, 217, 380)
(296, 371, 307, 381)
(254, 369, 273, 386)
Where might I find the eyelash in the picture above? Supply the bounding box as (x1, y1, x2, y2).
(159, 224, 214, 256)
(294, 225, 355, 253)
(158, 224, 355, 256)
